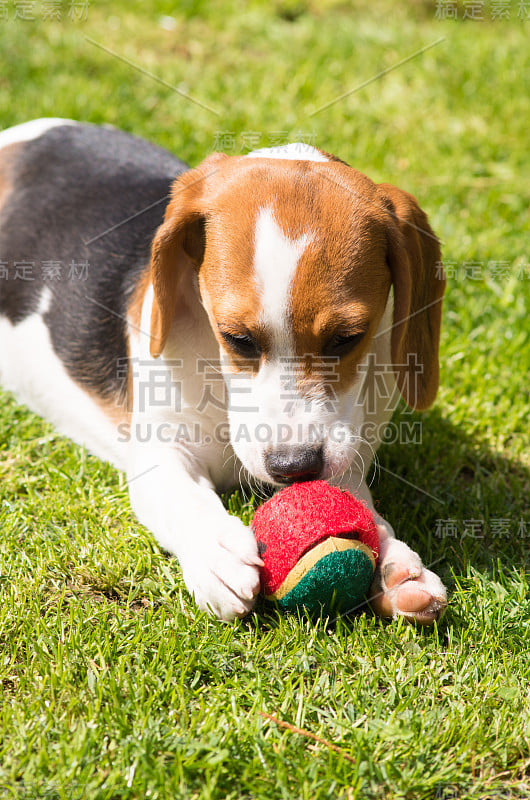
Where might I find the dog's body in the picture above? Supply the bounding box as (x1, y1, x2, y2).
(0, 119, 447, 622)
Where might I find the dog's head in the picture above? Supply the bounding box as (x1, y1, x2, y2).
(148, 146, 444, 486)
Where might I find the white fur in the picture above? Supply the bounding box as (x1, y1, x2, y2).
(0, 118, 77, 149)
(247, 143, 328, 162)
(253, 206, 312, 352)
(0, 295, 126, 469)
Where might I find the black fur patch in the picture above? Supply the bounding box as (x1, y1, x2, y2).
(0, 122, 188, 403)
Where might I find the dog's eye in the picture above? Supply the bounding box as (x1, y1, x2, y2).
(220, 331, 262, 359)
(323, 331, 366, 357)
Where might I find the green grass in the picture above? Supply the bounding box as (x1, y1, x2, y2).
(0, 1, 529, 798)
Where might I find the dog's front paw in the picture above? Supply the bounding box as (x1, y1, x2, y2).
(369, 538, 447, 625)
(179, 516, 263, 622)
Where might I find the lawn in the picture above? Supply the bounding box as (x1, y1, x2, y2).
(0, 1, 529, 798)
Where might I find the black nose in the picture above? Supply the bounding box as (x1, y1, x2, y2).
(265, 445, 323, 484)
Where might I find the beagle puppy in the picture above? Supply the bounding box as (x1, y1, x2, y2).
(0, 119, 447, 623)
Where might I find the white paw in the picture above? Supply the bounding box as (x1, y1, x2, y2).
(369, 538, 447, 625)
(179, 515, 263, 621)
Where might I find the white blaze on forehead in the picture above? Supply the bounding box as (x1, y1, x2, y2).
(253, 207, 313, 352)
(247, 142, 328, 163)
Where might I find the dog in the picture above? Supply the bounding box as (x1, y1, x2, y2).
(0, 119, 447, 623)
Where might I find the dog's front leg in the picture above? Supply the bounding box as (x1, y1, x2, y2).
(341, 476, 447, 624)
(126, 445, 262, 621)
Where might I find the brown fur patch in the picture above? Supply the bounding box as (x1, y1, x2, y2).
(125, 265, 153, 411)
(128, 264, 152, 338)
(376, 183, 444, 409)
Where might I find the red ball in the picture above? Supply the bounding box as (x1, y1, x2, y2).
(252, 480, 379, 610)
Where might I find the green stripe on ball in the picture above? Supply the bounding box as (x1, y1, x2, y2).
(275, 548, 374, 617)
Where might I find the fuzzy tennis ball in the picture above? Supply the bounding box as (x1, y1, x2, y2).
(252, 480, 379, 617)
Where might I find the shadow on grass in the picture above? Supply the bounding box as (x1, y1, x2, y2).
(370, 406, 529, 574)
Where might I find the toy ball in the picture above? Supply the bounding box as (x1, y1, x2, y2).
(251, 480, 379, 617)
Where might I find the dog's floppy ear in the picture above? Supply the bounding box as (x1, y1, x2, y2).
(149, 153, 228, 358)
(377, 184, 445, 410)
